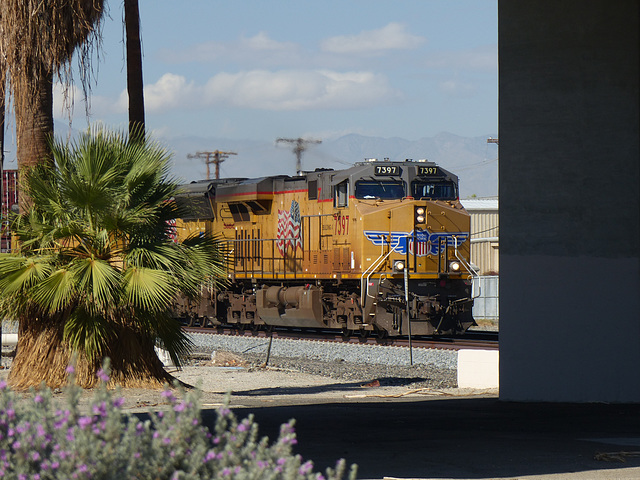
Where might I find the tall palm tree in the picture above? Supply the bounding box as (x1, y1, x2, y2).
(0, 0, 105, 209)
(0, 128, 228, 389)
(124, 0, 145, 141)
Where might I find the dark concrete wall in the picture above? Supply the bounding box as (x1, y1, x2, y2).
(499, 1, 640, 402)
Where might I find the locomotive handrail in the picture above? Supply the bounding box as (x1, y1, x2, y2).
(229, 236, 305, 280)
(360, 235, 403, 308)
(453, 235, 479, 279)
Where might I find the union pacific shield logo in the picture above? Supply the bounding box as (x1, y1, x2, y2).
(363, 229, 469, 256)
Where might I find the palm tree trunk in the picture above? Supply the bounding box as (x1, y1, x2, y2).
(15, 66, 54, 211)
(124, 0, 145, 141)
(9, 315, 174, 390)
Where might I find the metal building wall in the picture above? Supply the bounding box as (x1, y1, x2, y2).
(461, 199, 499, 275)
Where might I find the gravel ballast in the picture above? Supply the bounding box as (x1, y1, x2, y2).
(187, 332, 458, 390)
(2, 320, 458, 390)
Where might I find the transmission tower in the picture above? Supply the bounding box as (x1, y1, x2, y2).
(276, 137, 322, 175)
(187, 150, 237, 180)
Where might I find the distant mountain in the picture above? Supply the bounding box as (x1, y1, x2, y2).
(3, 121, 498, 198)
(162, 131, 498, 198)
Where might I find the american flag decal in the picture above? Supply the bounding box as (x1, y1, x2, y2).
(276, 200, 302, 256)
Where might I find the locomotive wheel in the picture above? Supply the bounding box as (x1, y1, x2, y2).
(341, 329, 352, 341)
(357, 330, 369, 343)
(374, 327, 389, 340)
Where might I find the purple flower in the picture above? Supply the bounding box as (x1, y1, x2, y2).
(92, 401, 107, 416)
(66, 365, 75, 374)
(299, 460, 313, 474)
(0, 380, 6, 390)
(78, 416, 93, 429)
(112, 397, 125, 408)
(161, 390, 176, 402)
(204, 450, 216, 462)
(96, 369, 109, 383)
(34, 394, 43, 404)
(173, 402, 185, 412)
(237, 423, 247, 432)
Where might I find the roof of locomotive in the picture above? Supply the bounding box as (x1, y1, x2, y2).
(176, 159, 458, 200)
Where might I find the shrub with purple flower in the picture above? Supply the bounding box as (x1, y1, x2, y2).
(0, 359, 357, 479)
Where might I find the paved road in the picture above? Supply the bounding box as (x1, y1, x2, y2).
(202, 396, 640, 480)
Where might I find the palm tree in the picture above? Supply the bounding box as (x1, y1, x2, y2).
(124, 0, 146, 141)
(0, 128, 228, 389)
(0, 0, 105, 208)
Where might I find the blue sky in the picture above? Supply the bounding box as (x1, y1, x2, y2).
(53, 0, 497, 140)
(5, 0, 498, 180)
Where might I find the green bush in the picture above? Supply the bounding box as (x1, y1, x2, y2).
(0, 363, 357, 479)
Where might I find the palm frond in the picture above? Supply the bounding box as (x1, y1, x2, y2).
(30, 267, 77, 314)
(124, 266, 176, 312)
(63, 307, 114, 363)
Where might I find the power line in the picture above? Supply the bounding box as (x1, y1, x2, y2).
(187, 150, 237, 180)
(276, 137, 321, 175)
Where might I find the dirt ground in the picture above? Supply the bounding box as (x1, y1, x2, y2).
(0, 356, 495, 413)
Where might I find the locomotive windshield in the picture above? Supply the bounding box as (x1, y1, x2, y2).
(355, 180, 406, 200)
(411, 180, 458, 200)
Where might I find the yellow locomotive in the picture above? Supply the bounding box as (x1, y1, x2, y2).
(173, 159, 476, 337)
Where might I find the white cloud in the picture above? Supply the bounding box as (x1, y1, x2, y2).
(239, 32, 297, 52)
(321, 22, 425, 56)
(138, 70, 400, 112)
(159, 32, 300, 64)
(144, 73, 199, 112)
(439, 78, 476, 97)
(425, 45, 497, 72)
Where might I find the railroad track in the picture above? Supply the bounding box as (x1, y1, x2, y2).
(183, 326, 499, 351)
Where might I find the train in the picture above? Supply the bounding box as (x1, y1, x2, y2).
(172, 158, 476, 337)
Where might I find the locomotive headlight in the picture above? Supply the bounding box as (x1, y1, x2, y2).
(448, 260, 461, 273)
(393, 260, 405, 273)
(414, 206, 426, 225)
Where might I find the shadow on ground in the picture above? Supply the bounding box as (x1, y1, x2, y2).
(229, 376, 431, 397)
(200, 397, 640, 479)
